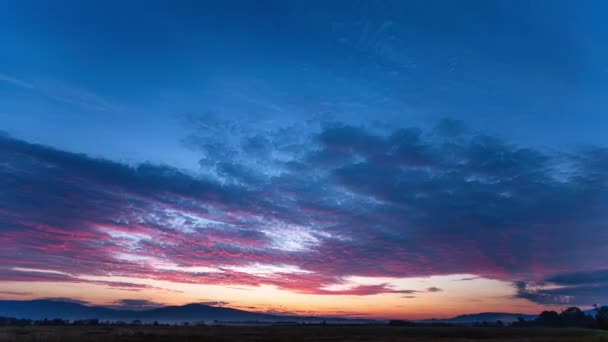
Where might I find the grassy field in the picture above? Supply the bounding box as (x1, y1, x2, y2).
(0, 326, 607, 342)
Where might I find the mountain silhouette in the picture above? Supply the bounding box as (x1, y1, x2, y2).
(0, 300, 373, 323)
(0, 300, 549, 324)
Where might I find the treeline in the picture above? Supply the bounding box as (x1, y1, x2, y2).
(390, 306, 608, 330)
(512, 306, 608, 329)
(0, 318, 202, 327)
(0, 317, 95, 326)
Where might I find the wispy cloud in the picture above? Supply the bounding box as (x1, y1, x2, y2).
(0, 73, 34, 89)
(0, 72, 116, 112)
(0, 291, 33, 296)
(36, 80, 117, 112)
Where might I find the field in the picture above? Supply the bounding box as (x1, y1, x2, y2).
(0, 326, 607, 342)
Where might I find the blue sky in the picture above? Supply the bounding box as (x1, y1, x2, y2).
(3, 0, 607, 163)
(1, 0, 607, 317)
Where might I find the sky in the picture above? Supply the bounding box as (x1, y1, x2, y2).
(1, 0, 607, 319)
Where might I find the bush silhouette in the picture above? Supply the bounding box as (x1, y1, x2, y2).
(594, 305, 608, 330)
(536, 311, 560, 326)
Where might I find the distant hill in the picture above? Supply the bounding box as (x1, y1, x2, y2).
(2, 300, 598, 325)
(0, 300, 120, 321)
(0, 300, 374, 324)
(419, 312, 537, 324)
(1, 300, 554, 324)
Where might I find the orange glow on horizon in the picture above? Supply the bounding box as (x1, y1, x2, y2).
(0, 273, 552, 319)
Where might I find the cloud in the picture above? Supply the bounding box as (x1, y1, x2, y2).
(40, 297, 91, 305)
(110, 299, 164, 311)
(1, 117, 607, 300)
(315, 284, 422, 296)
(0, 73, 34, 89)
(433, 118, 466, 138)
(545, 269, 608, 286)
(456, 276, 480, 281)
(426, 287, 443, 293)
(0, 74, 116, 111)
(198, 301, 230, 307)
(514, 269, 608, 305)
(0, 291, 32, 296)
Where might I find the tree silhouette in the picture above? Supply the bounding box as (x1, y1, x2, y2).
(559, 307, 594, 327)
(536, 311, 560, 326)
(594, 305, 608, 330)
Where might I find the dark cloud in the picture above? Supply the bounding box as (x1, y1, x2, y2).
(263, 308, 298, 316)
(110, 299, 164, 311)
(399, 290, 420, 294)
(319, 124, 385, 157)
(546, 269, 608, 286)
(515, 269, 608, 305)
(198, 301, 230, 307)
(426, 287, 443, 293)
(456, 277, 480, 281)
(434, 118, 467, 138)
(242, 135, 273, 156)
(1, 118, 607, 300)
(40, 297, 90, 305)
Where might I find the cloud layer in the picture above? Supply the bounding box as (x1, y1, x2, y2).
(1, 119, 607, 305)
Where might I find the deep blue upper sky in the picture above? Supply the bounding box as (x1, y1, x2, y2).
(2, 0, 608, 166)
(1, 1, 607, 315)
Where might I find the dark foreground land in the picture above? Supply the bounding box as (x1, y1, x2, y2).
(0, 326, 607, 342)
